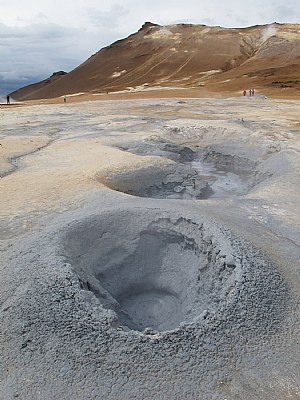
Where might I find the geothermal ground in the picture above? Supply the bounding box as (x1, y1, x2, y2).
(0, 96, 300, 399)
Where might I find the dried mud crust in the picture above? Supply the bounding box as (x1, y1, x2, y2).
(63, 208, 290, 335)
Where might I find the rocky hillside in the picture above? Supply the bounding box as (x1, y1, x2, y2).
(11, 22, 300, 99)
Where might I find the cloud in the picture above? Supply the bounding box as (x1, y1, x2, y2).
(275, 4, 299, 20)
(87, 4, 129, 29)
(0, 21, 87, 94)
(0, 14, 134, 94)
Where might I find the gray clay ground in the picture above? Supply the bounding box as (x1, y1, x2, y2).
(0, 97, 300, 399)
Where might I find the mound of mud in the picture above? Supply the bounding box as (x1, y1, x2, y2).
(63, 208, 289, 334)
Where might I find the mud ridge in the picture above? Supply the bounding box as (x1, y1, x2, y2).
(0, 138, 54, 178)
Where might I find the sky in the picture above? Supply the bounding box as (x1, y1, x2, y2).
(0, 0, 299, 95)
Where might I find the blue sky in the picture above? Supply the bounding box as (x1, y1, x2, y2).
(0, 0, 299, 94)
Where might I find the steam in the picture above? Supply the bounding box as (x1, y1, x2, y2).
(261, 25, 277, 42)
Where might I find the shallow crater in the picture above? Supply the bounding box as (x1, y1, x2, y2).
(62, 208, 289, 334)
(105, 138, 267, 200)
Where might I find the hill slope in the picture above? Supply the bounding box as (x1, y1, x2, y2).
(11, 22, 300, 100)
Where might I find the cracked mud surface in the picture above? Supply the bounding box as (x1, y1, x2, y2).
(1, 98, 300, 399)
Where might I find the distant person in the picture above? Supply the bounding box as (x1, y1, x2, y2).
(251, 88, 255, 96)
(249, 89, 252, 97)
(64, 95, 67, 103)
(6, 95, 10, 104)
(243, 90, 246, 96)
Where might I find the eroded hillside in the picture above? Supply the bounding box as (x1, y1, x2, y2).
(11, 22, 300, 99)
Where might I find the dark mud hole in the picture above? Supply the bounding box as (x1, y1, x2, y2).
(102, 138, 267, 200)
(63, 209, 289, 334)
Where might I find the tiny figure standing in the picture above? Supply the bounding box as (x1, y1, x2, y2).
(64, 95, 67, 103)
(249, 89, 252, 97)
(243, 90, 246, 96)
(251, 88, 255, 96)
(6, 95, 10, 104)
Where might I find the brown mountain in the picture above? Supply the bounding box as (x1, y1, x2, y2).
(11, 71, 67, 100)
(11, 22, 300, 100)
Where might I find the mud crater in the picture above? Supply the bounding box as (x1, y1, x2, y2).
(63, 209, 289, 334)
(108, 138, 266, 200)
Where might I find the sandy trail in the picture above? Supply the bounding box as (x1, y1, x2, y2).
(0, 97, 300, 400)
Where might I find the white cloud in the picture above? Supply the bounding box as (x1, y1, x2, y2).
(87, 4, 130, 29)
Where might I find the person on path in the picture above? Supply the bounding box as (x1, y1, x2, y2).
(6, 95, 10, 104)
(243, 90, 246, 96)
(64, 95, 67, 103)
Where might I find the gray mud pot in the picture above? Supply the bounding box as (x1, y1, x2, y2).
(63, 208, 289, 335)
(108, 139, 265, 200)
(101, 162, 214, 200)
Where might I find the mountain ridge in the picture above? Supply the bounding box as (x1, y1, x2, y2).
(11, 22, 300, 100)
